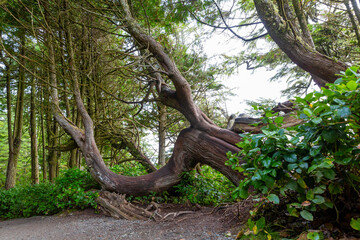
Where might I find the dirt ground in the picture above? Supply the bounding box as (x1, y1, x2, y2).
(0, 203, 251, 240)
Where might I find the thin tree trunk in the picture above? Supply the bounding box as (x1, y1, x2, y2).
(30, 76, 39, 184)
(158, 103, 167, 166)
(47, 32, 59, 182)
(345, 0, 360, 47)
(47, 118, 59, 182)
(292, 0, 315, 47)
(40, 88, 47, 181)
(350, 0, 360, 24)
(5, 33, 26, 189)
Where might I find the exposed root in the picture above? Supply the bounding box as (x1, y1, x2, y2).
(96, 191, 198, 222)
(96, 191, 153, 220)
(162, 211, 195, 220)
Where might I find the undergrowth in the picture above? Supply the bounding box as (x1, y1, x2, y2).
(0, 168, 100, 219)
(0, 163, 235, 219)
(126, 165, 235, 205)
(228, 66, 360, 239)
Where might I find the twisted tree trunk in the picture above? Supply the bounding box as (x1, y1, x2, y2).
(49, 0, 243, 195)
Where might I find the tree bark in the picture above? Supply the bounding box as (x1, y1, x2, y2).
(47, 32, 60, 182)
(30, 77, 39, 184)
(40, 88, 47, 181)
(47, 118, 59, 182)
(345, 0, 360, 47)
(48, 0, 243, 195)
(350, 0, 360, 25)
(253, 0, 348, 87)
(158, 103, 167, 166)
(5, 32, 26, 189)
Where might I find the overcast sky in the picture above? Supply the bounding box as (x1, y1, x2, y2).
(202, 31, 289, 115)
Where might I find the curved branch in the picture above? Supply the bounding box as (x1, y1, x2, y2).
(211, 0, 268, 41)
(118, 0, 206, 128)
(253, 0, 348, 86)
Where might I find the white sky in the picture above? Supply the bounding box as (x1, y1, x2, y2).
(202, 30, 289, 115)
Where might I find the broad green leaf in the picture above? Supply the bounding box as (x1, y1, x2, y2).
(239, 187, 249, 199)
(310, 146, 321, 157)
(299, 113, 309, 120)
(284, 153, 297, 163)
(263, 157, 272, 168)
(322, 89, 334, 96)
(287, 163, 298, 171)
(323, 169, 336, 180)
(313, 185, 326, 194)
(267, 194, 280, 204)
(345, 66, 359, 76)
(262, 175, 275, 188)
(306, 189, 314, 200)
(297, 178, 308, 189)
(256, 217, 266, 230)
(304, 92, 313, 101)
(320, 111, 333, 117)
(335, 157, 352, 165)
(300, 210, 313, 221)
(265, 111, 273, 118)
(311, 117, 322, 125)
(307, 231, 323, 240)
(312, 195, 325, 204)
(328, 183, 343, 194)
(299, 162, 309, 170)
(350, 218, 360, 231)
(286, 180, 298, 191)
(287, 205, 299, 217)
(304, 108, 313, 117)
(334, 98, 346, 105)
(323, 199, 334, 209)
(349, 173, 360, 182)
(347, 80, 358, 90)
(313, 105, 326, 115)
(336, 106, 351, 118)
(274, 116, 284, 124)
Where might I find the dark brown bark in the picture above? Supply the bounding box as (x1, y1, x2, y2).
(231, 114, 303, 134)
(158, 103, 167, 166)
(30, 77, 39, 184)
(47, 118, 59, 182)
(40, 88, 47, 181)
(5, 33, 26, 189)
(253, 0, 348, 87)
(47, 32, 60, 182)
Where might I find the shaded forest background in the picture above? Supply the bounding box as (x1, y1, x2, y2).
(0, 0, 360, 238)
(1, 0, 359, 189)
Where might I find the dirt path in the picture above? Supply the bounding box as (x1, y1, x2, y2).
(0, 204, 247, 240)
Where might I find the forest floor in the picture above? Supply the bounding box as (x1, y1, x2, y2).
(0, 202, 252, 240)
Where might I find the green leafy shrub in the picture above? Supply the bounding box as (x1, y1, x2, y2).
(54, 168, 100, 210)
(172, 165, 235, 205)
(0, 168, 100, 219)
(110, 161, 148, 176)
(126, 165, 235, 205)
(227, 66, 360, 224)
